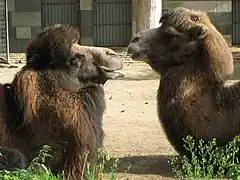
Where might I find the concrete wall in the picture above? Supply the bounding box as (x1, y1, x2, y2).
(7, 0, 160, 52)
(7, 0, 94, 52)
(7, 0, 42, 52)
(79, 0, 93, 45)
(8, 0, 130, 52)
(132, 0, 137, 35)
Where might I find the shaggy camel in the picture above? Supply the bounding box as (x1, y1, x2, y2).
(0, 24, 123, 179)
(127, 7, 237, 155)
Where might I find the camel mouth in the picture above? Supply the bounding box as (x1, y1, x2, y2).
(129, 51, 148, 62)
(127, 46, 148, 61)
(99, 65, 122, 72)
(100, 65, 125, 79)
(105, 71, 125, 79)
(129, 52, 140, 60)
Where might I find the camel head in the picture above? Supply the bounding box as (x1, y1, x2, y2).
(127, 7, 210, 73)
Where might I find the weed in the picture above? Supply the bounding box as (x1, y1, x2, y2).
(169, 135, 240, 180)
(85, 148, 119, 180)
(0, 146, 118, 180)
(0, 145, 64, 180)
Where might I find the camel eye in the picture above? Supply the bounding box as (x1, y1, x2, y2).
(69, 53, 85, 66)
(173, 34, 180, 39)
(172, 36, 178, 41)
(191, 15, 199, 22)
(131, 36, 139, 43)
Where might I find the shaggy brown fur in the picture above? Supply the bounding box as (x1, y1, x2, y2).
(0, 24, 123, 179)
(127, 7, 238, 156)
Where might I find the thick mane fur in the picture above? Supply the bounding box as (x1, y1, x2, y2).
(10, 69, 38, 129)
(26, 24, 80, 69)
(202, 28, 233, 82)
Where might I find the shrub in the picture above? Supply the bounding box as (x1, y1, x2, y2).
(169, 135, 240, 180)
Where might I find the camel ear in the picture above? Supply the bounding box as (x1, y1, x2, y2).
(189, 24, 208, 40)
(159, 13, 169, 24)
(27, 54, 43, 68)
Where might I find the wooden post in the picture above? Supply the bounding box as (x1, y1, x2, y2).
(136, 0, 162, 32)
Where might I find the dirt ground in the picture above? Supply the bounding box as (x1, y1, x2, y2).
(0, 62, 177, 180)
(103, 62, 178, 180)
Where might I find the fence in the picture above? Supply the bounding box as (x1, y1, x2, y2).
(41, 0, 79, 27)
(93, 0, 132, 46)
(232, 0, 240, 45)
(0, 0, 9, 64)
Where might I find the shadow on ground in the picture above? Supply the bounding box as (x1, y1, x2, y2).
(105, 155, 177, 178)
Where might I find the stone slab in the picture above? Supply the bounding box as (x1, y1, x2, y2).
(15, 0, 41, 11)
(80, 0, 92, 10)
(7, 0, 15, 12)
(16, 27, 31, 39)
(11, 11, 41, 27)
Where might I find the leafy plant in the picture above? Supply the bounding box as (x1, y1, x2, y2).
(0, 145, 64, 180)
(169, 135, 240, 180)
(0, 145, 118, 180)
(85, 148, 119, 180)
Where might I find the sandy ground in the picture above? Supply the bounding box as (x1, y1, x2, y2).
(0, 62, 177, 179)
(103, 63, 177, 179)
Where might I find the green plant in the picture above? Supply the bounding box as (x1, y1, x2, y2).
(169, 135, 240, 180)
(0, 145, 118, 180)
(0, 145, 64, 180)
(27, 145, 53, 174)
(85, 148, 119, 180)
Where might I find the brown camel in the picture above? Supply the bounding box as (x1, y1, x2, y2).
(127, 7, 237, 156)
(0, 24, 123, 179)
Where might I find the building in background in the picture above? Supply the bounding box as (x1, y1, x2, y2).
(3, 0, 162, 53)
(6, 0, 134, 53)
(1, 0, 240, 55)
